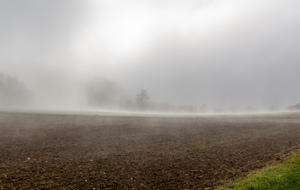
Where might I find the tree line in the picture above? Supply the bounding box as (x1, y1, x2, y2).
(2, 72, 298, 113)
(286, 103, 300, 111)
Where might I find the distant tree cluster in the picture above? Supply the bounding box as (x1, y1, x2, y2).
(135, 90, 203, 113)
(0, 72, 30, 107)
(85, 77, 122, 108)
(86, 78, 288, 113)
(85, 84, 205, 113)
(0, 72, 290, 113)
(286, 103, 300, 111)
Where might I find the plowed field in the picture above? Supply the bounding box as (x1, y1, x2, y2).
(1, 112, 300, 189)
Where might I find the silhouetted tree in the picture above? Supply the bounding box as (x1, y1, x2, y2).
(0, 72, 30, 107)
(136, 89, 150, 111)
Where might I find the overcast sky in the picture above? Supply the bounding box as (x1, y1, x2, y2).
(1, 0, 300, 110)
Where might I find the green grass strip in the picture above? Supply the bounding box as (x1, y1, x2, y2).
(218, 152, 300, 190)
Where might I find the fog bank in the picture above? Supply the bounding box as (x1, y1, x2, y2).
(1, 0, 300, 112)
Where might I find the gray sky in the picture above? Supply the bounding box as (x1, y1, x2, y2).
(1, 0, 300, 110)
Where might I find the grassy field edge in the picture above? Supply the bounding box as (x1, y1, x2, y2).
(218, 151, 300, 190)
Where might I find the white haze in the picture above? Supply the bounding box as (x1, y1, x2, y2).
(1, 0, 300, 112)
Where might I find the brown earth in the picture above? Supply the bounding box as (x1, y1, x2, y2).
(1, 113, 300, 189)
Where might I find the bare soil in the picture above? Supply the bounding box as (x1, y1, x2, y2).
(1, 113, 300, 189)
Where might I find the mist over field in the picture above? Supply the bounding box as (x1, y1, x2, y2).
(1, 0, 300, 113)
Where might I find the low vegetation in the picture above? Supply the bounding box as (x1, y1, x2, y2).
(219, 152, 300, 190)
